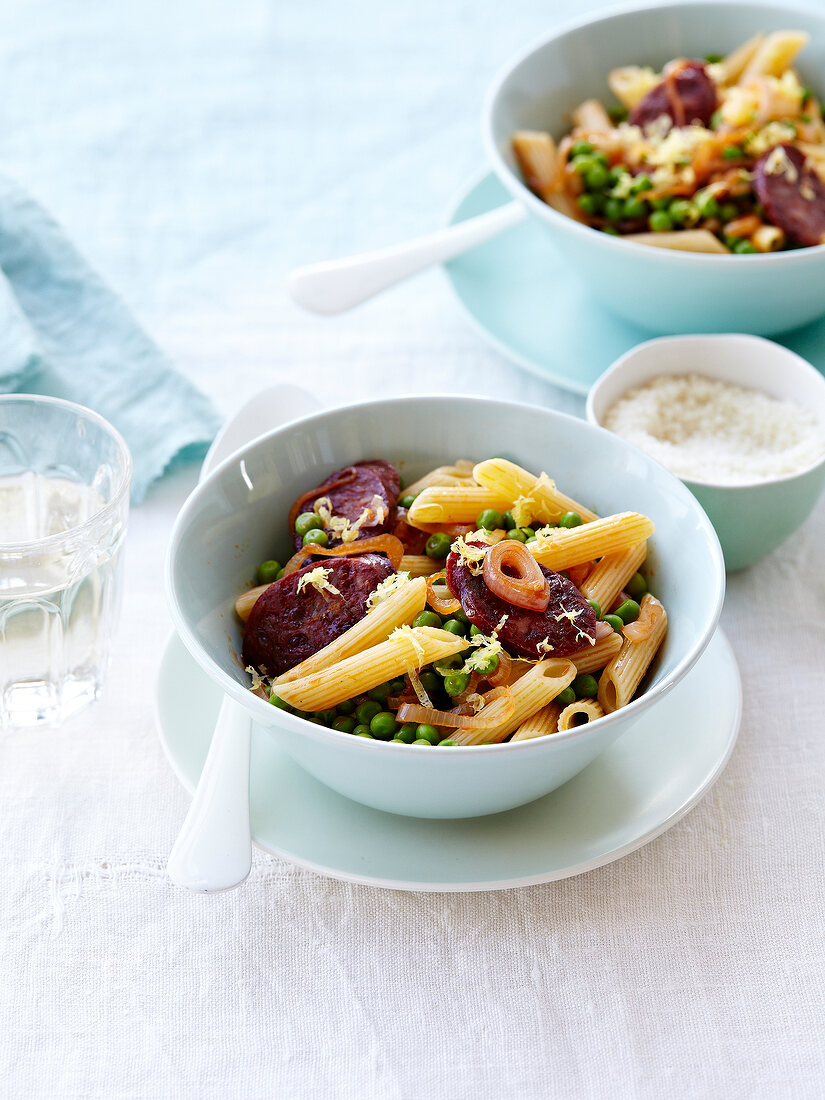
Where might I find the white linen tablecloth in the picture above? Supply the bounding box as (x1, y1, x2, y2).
(1, 1, 824, 1096)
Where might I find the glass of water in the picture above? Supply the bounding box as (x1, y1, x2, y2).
(0, 395, 131, 729)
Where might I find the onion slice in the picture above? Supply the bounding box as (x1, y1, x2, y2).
(287, 468, 358, 532)
(482, 539, 550, 611)
(396, 686, 514, 730)
(623, 599, 664, 642)
(282, 534, 405, 576)
(425, 570, 461, 616)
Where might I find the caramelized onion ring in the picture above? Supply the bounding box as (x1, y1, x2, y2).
(287, 467, 358, 532)
(623, 599, 664, 643)
(396, 686, 514, 730)
(482, 539, 550, 612)
(425, 570, 461, 616)
(282, 534, 405, 576)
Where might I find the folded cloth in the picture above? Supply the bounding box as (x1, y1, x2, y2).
(0, 174, 221, 502)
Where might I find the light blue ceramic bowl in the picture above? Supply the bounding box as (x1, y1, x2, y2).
(166, 396, 725, 819)
(483, 0, 825, 336)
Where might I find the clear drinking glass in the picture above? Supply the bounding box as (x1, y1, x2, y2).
(0, 395, 131, 729)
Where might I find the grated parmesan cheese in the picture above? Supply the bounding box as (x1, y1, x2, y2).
(763, 144, 798, 180)
(603, 373, 825, 484)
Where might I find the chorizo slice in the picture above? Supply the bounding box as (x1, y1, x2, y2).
(629, 60, 717, 129)
(289, 462, 398, 550)
(753, 144, 825, 246)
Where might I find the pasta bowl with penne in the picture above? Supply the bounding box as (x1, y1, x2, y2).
(166, 395, 725, 819)
(483, 1, 825, 335)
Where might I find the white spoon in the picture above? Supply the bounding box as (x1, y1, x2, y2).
(287, 201, 526, 314)
(167, 383, 321, 892)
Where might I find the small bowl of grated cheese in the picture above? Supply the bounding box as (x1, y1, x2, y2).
(587, 333, 825, 569)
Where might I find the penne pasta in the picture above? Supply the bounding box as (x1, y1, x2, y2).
(449, 659, 576, 746)
(751, 224, 785, 252)
(403, 461, 476, 498)
(713, 32, 765, 85)
(623, 230, 731, 254)
(236, 583, 270, 622)
(568, 630, 623, 675)
(510, 702, 561, 742)
(580, 541, 647, 613)
(529, 512, 655, 571)
(742, 30, 810, 79)
(275, 625, 467, 712)
(572, 98, 613, 133)
(472, 458, 599, 525)
(557, 698, 605, 731)
(275, 577, 427, 686)
(607, 65, 660, 109)
(598, 594, 668, 713)
(407, 485, 510, 526)
(399, 554, 442, 578)
(512, 130, 560, 200)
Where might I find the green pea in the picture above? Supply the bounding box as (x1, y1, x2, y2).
(367, 681, 393, 702)
(269, 692, 291, 711)
(649, 210, 673, 232)
(316, 708, 338, 725)
(587, 599, 602, 618)
(625, 572, 648, 600)
(573, 673, 599, 699)
(439, 739, 459, 747)
(631, 173, 653, 194)
(584, 164, 609, 191)
(477, 508, 505, 531)
(369, 711, 398, 740)
(722, 144, 742, 160)
(615, 599, 641, 624)
(577, 193, 603, 216)
(390, 678, 407, 692)
(419, 670, 443, 694)
(602, 226, 620, 236)
(416, 724, 441, 745)
(733, 239, 757, 254)
(720, 202, 739, 223)
(398, 723, 418, 744)
(352, 723, 371, 737)
(451, 608, 469, 624)
(604, 614, 624, 633)
(705, 52, 723, 63)
(356, 731, 375, 739)
(390, 737, 405, 744)
(559, 511, 583, 529)
(608, 166, 630, 187)
(572, 154, 597, 175)
(556, 686, 576, 706)
(256, 559, 282, 584)
(442, 618, 468, 638)
(355, 700, 382, 725)
(469, 624, 485, 637)
(669, 199, 697, 226)
(425, 532, 452, 560)
(302, 528, 329, 548)
(608, 105, 628, 123)
(444, 671, 470, 697)
(622, 196, 648, 220)
(502, 511, 516, 529)
(332, 716, 356, 734)
(591, 151, 609, 168)
(506, 527, 527, 543)
(649, 195, 671, 211)
(709, 109, 724, 130)
(336, 699, 356, 715)
(412, 738, 432, 746)
(696, 192, 719, 219)
(570, 140, 594, 158)
(473, 652, 499, 676)
(294, 511, 322, 536)
(275, 567, 285, 580)
(800, 85, 812, 104)
(413, 610, 442, 630)
(604, 197, 624, 222)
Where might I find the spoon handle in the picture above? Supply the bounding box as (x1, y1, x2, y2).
(287, 200, 527, 314)
(167, 695, 252, 892)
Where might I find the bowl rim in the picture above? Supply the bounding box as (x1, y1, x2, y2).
(586, 332, 825, 488)
(482, 0, 825, 266)
(165, 392, 726, 756)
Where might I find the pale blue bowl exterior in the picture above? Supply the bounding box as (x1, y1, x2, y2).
(165, 396, 724, 819)
(484, 0, 825, 336)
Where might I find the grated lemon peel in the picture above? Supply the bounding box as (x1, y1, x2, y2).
(296, 565, 341, 597)
(366, 571, 410, 612)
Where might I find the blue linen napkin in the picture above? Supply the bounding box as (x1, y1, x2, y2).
(0, 174, 221, 502)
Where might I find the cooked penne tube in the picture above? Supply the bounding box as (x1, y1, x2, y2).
(449, 659, 576, 745)
(557, 698, 605, 730)
(512, 130, 560, 200)
(399, 554, 442, 578)
(403, 461, 476, 498)
(742, 30, 809, 79)
(568, 630, 623, 674)
(713, 32, 764, 85)
(275, 578, 427, 686)
(580, 541, 647, 613)
(623, 230, 730, 254)
(275, 625, 467, 711)
(407, 485, 510, 526)
(752, 225, 785, 253)
(472, 458, 598, 525)
(529, 512, 655, 571)
(607, 65, 659, 109)
(236, 583, 270, 622)
(597, 594, 667, 713)
(572, 98, 613, 133)
(510, 702, 561, 742)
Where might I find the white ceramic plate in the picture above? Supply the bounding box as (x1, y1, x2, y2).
(156, 627, 741, 892)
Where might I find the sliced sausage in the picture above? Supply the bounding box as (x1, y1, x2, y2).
(630, 60, 717, 129)
(289, 461, 398, 550)
(753, 144, 825, 246)
(445, 545, 597, 659)
(242, 553, 395, 677)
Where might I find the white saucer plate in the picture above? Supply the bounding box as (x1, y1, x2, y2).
(157, 628, 741, 892)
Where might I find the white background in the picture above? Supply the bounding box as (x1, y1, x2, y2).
(1, 1, 824, 1097)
